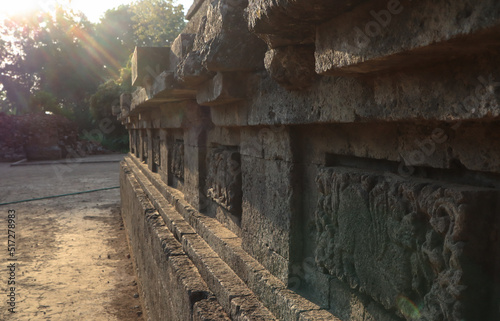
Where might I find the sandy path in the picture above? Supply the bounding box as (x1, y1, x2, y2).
(0, 156, 144, 320)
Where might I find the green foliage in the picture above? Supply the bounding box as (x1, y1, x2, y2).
(30, 90, 79, 120)
(0, 90, 9, 114)
(89, 79, 128, 141)
(0, 6, 101, 114)
(101, 134, 130, 153)
(29, 90, 57, 112)
(89, 79, 121, 121)
(0, 0, 186, 149)
(72, 100, 94, 132)
(117, 64, 133, 93)
(95, 5, 136, 78)
(131, 0, 186, 47)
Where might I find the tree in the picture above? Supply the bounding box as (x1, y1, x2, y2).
(32, 8, 102, 105)
(88, 0, 186, 135)
(89, 79, 121, 122)
(0, 0, 187, 149)
(88, 65, 131, 140)
(94, 5, 136, 79)
(0, 16, 37, 114)
(131, 0, 186, 47)
(29, 90, 57, 112)
(0, 6, 102, 116)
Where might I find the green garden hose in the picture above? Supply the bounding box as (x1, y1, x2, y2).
(0, 186, 120, 207)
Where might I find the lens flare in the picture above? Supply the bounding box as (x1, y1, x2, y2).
(396, 295, 421, 319)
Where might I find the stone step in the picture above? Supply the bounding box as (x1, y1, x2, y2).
(125, 155, 339, 320)
(123, 157, 278, 320)
(121, 160, 231, 320)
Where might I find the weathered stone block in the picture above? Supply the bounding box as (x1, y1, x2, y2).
(247, 0, 364, 48)
(241, 156, 294, 282)
(193, 298, 232, 321)
(159, 103, 185, 129)
(176, 51, 215, 88)
(193, 0, 266, 72)
(325, 277, 404, 321)
(150, 70, 197, 102)
(196, 72, 247, 106)
(299, 309, 341, 321)
(186, 0, 205, 21)
(264, 46, 316, 91)
(240, 126, 293, 162)
(171, 33, 196, 65)
(229, 295, 277, 320)
(131, 46, 172, 87)
(131, 87, 149, 111)
(111, 104, 121, 116)
(315, 0, 500, 75)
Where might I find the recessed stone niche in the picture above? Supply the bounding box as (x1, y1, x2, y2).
(203, 144, 242, 235)
(170, 139, 184, 182)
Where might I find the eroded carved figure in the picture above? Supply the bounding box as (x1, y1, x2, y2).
(130, 130, 136, 155)
(143, 134, 148, 163)
(171, 140, 184, 180)
(205, 146, 242, 216)
(315, 167, 497, 321)
(153, 135, 160, 169)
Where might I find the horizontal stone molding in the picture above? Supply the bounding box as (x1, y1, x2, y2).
(125, 155, 339, 321)
(121, 161, 228, 320)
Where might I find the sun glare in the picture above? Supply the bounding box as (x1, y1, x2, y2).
(0, 0, 63, 20)
(1, 0, 133, 23)
(1, 0, 191, 23)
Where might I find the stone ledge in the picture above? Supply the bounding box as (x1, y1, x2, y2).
(120, 162, 228, 320)
(315, 0, 500, 75)
(131, 47, 172, 87)
(247, 0, 363, 48)
(196, 72, 248, 106)
(194, 298, 233, 321)
(246, 0, 500, 88)
(125, 154, 339, 320)
(125, 156, 277, 320)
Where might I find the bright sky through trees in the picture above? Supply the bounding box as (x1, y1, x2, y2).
(1, 0, 192, 22)
(1, 0, 187, 122)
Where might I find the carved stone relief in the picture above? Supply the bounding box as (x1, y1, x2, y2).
(314, 167, 497, 321)
(171, 140, 184, 180)
(143, 131, 148, 163)
(130, 130, 136, 155)
(153, 134, 160, 170)
(133, 131, 139, 158)
(205, 146, 242, 216)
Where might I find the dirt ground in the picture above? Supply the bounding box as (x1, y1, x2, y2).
(0, 155, 144, 320)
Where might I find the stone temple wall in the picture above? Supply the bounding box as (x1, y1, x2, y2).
(117, 0, 500, 320)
